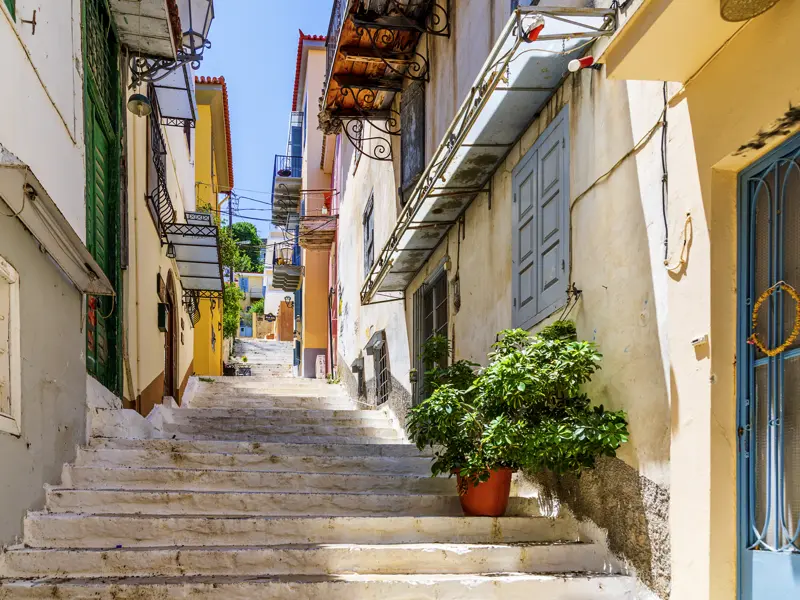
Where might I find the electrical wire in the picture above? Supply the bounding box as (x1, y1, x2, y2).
(661, 81, 669, 261)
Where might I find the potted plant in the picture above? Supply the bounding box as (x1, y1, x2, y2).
(406, 321, 629, 517)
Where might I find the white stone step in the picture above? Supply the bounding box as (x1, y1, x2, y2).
(45, 488, 539, 517)
(0, 541, 606, 578)
(0, 574, 636, 599)
(188, 397, 355, 411)
(161, 421, 401, 440)
(194, 378, 346, 392)
(165, 432, 406, 445)
(60, 465, 456, 495)
(165, 407, 394, 424)
(23, 514, 580, 548)
(75, 448, 434, 475)
(88, 438, 430, 458)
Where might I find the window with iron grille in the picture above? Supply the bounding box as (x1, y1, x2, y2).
(366, 331, 391, 406)
(363, 193, 375, 276)
(412, 265, 448, 405)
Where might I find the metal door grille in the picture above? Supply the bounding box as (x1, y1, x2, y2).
(739, 134, 800, 559)
(375, 341, 390, 406)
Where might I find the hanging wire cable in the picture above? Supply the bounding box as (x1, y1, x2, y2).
(660, 81, 669, 261)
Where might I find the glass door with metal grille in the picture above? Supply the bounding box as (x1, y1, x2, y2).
(737, 132, 800, 599)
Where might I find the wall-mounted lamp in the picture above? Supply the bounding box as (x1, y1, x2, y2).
(166, 242, 177, 259)
(127, 93, 153, 117)
(523, 16, 545, 42)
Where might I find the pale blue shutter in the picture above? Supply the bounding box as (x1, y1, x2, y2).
(512, 149, 538, 328)
(512, 106, 569, 329)
(535, 113, 568, 315)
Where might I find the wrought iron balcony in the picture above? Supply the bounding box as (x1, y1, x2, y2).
(147, 88, 177, 241)
(298, 207, 337, 251)
(320, 0, 450, 161)
(273, 155, 302, 180)
(271, 155, 303, 228)
(272, 243, 303, 292)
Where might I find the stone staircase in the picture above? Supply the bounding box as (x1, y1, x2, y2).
(0, 341, 636, 598)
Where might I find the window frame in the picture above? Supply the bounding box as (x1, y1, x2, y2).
(363, 192, 375, 276)
(412, 261, 449, 405)
(0, 255, 21, 437)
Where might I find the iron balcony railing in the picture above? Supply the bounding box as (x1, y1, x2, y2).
(326, 0, 349, 86)
(273, 155, 302, 179)
(147, 86, 177, 237)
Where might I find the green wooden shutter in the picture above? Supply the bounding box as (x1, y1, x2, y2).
(84, 0, 121, 393)
(3, 0, 14, 20)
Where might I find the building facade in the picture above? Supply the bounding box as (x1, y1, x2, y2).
(324, 0, 800, 598)
(0, 0, 114, 545)
(192, 76, 234, 377)
(270, 31, 336, 378)
(0, 0, 222, 544)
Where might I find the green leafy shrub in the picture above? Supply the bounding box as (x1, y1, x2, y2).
(406, 321, 629, 487)
(222, 283, 244, 339)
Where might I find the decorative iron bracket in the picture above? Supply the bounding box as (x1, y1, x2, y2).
(340, 113, 401, 162)
(352, 21, 430, 82)
(181, 289, 221, 327)
(384, 0, 451, 37)
(129, 42, 211, 88)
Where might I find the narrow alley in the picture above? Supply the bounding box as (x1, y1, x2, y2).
(0, 339, 634, 598)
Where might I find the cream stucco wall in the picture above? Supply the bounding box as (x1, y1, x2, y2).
(124, 101, 196, 415)
(0, 0, 89, 546)
(339, 0, 800, 598)
(0, 0, 86, 238)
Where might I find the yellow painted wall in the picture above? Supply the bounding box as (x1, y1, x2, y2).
(192, 298, 222, 376)
(192, 93, 226, 375)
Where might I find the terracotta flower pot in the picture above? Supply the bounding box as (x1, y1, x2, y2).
(455, 467, 513, 517)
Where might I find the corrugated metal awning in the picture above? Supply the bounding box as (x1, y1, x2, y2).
(360, 6, 616, 305)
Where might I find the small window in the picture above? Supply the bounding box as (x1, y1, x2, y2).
(374, 341, 390, 405)
(400, 82, 426, 205)
(363, 193, 375, 276)
(0, 256, 21, 436)
(3, 0, 14, 20)
(366, 331, 390, 406)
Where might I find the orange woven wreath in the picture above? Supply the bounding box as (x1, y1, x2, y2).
(748, 281, 800, 357)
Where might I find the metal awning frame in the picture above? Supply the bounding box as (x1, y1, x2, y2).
(359, 6, 616, 305)
(152, 64, 197, 128)
(163, 221, 224, 294)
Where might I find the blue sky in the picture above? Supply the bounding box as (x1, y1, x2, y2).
(196, 0, 332, 236)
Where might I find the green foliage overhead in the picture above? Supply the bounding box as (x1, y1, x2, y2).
(232, 222, 263, 272)
(406, 321, 629, 487)
(222, 282, 244, 339)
